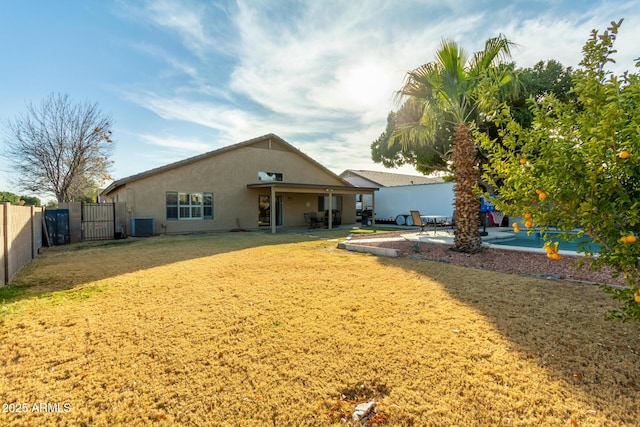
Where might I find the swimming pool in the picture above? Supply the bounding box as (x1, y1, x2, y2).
(490, 231, 600, 253)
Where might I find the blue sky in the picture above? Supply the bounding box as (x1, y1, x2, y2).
(1, 0, 639, 200)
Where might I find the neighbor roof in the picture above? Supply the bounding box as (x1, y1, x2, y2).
(102, 134, 352, 195)
(340, 169, 445, 187)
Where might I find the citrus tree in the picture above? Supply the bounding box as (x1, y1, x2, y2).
(479, 20, 640, 321)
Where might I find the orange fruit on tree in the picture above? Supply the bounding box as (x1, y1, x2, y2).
(626, 234, 636, 243)
(524, 213, 532, 220)
(619, 150, 630, 159)
(519, 158, 527, 165)
(525, 220, 533, 228)
(538, 191, 548, 200)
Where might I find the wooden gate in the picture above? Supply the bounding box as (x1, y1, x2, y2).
(82, 203, 115, 241)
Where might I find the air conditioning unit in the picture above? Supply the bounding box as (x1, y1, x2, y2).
(130, 217, 154, 237)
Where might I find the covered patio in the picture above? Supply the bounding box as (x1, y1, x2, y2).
(246, 182, 378, 233)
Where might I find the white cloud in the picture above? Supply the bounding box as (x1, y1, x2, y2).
(138, 134, 212, 153)
(227, 2, 503, 128)
(118, 0, 640, 181)
(491, 1, 640, 73)
(144, 0, 217, 58)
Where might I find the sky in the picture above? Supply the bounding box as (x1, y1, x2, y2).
(1, 0, 639, 200)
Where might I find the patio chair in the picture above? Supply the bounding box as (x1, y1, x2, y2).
(442, 211, 456, 235)
(410, 210, 427, 233)
(324, 210, 342, 227)
(304, 212, 321, 229)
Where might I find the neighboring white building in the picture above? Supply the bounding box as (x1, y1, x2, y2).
(339, 170, 454, 222)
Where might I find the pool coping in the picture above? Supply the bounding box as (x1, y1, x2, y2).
(482, 230, 589, 257)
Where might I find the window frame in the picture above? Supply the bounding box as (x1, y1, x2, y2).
(166, 191, 214, 221)
(258, 171, 284, 182)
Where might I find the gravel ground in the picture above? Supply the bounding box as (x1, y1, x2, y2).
(347, 232, 626, 287)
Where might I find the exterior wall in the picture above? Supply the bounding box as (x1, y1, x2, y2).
(375, 182, 455, 219)
(115, 202, 127, 235)
(1, 203, 44, 286)
(106, 142, 353, 234)
(343, 195, 356, 224)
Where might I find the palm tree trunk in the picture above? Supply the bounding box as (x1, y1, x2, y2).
(452, 122, 483, 253)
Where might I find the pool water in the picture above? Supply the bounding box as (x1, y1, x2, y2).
(491, 231, 600, 253)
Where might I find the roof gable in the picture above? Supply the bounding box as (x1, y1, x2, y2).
(103, 134, 351, 195)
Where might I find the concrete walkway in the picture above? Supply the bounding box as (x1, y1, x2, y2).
(340, 227, 516, 257)
(347, 227, 513, 244)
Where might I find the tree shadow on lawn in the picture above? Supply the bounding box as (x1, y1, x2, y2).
(377, 255, 640, 421)
(1, 229, 349, 307)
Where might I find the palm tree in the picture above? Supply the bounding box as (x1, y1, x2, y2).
(393, 36, 514, 253)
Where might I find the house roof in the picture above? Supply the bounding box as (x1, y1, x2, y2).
(102, 133, 354, 195)
(339, 169, 445, 187)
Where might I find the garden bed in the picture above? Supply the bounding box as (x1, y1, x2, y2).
(348, 232, 626, 287)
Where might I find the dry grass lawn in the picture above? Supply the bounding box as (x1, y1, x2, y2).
(0, 230, 638, 426)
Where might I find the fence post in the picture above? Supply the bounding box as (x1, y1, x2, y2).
(2, 202, 8, 286)
(31, 205, 35, 259)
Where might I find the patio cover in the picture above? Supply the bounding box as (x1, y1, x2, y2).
(246, 182, 378, 233)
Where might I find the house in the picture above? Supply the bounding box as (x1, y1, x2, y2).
(101, 134, 377, 235)
(340, 169, 454, 222)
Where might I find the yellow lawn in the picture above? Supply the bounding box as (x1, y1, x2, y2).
(0, 231, 638, 426)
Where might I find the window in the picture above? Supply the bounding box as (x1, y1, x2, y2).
(318, 195, 343, 212)
(166, 192, 178, 219)
(203, 193, 213, 219)
(258, 171, 283, 182)
(166, 192, 213, 220)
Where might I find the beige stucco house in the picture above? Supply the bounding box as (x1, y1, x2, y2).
(101, 134, 377, 235)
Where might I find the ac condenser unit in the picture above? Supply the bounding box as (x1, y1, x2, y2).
(130, 217, 154, 237)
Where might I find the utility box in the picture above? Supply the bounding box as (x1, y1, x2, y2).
(130, 217, 154, 237)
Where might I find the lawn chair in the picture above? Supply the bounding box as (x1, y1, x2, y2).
(410, 210, 428, 233)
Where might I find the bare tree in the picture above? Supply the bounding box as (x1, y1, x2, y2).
(3, 93, 115, 202)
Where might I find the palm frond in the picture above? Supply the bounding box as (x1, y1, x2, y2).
(389, 97, 444, 149)
(470, 34, 516, 75)
(394, 62, 440, 106)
